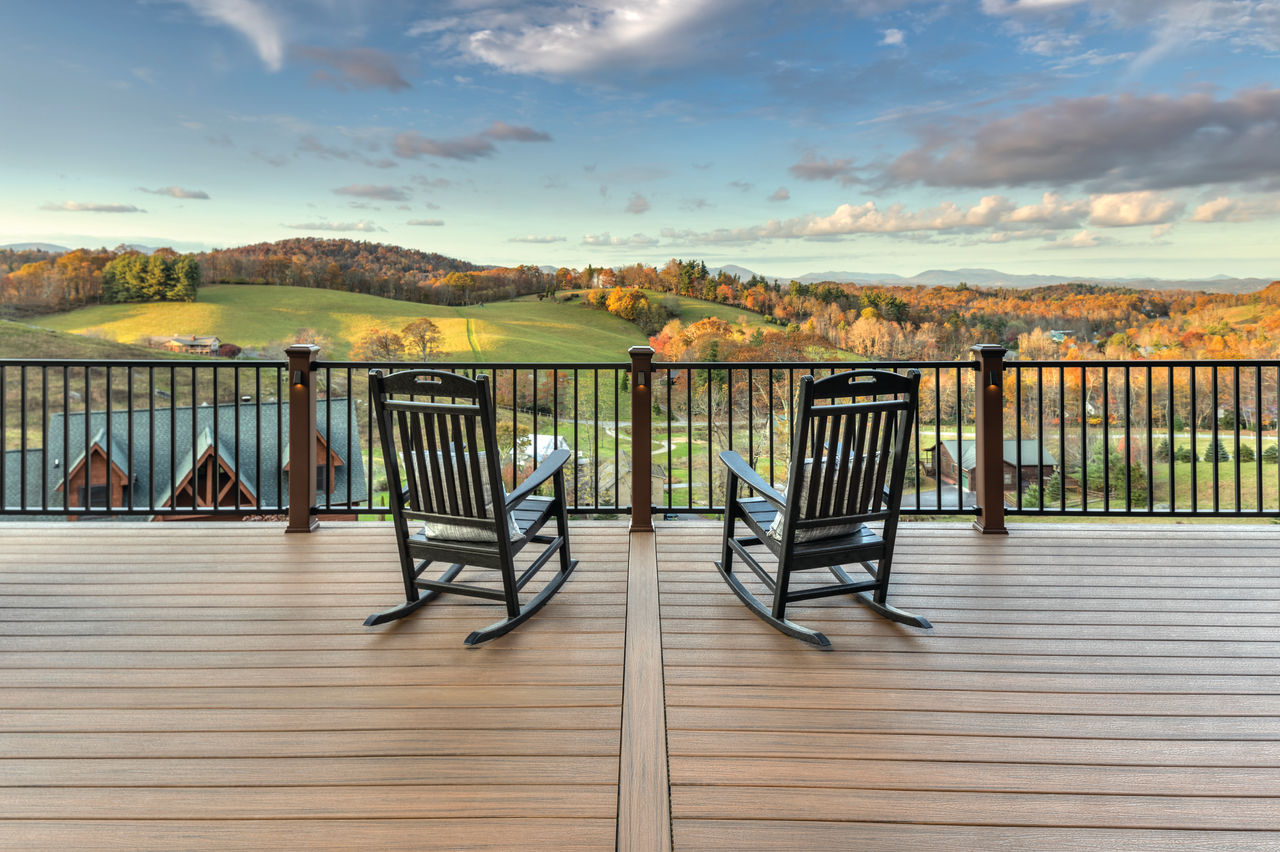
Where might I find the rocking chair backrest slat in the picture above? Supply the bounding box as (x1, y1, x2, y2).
(787, 370, 920, 531)
(371, 369, 509, 539)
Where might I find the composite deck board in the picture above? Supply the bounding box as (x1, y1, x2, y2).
(3, 519, 1280, 849)
(656, 520, 1280, 849)
(0, 521, 627, 850)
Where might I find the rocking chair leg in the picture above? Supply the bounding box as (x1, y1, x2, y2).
(852, 590, 933, 629)
(464, 558, 579, 645)
(829, 563, 932, 629)
(714, 561, 831, 648)
(363, 561, 466, 626)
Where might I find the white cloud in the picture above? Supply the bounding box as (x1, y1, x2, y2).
(177, 0, 284, 71)
(879, 28, 905, 46)
(626, 193, 651, 214)
(658, 189, 1190, 245)
(463, 0, 746, 77)
(509, 234, 567, 243)
(283, 220, 382, 232)
(41, 201, 145, 213)
(406, 219, 444, 226)
(1192, 195, 1280, 222)
(334, 184, 410, 202)
(140, 186, 210, 199)
(768, 187, 790, 202)
(582, 232, 659, 246)
(1042, 229, 1103, 249)
(1087, 190, 1183, 226)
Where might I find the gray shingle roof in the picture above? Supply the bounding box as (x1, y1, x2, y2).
(3, 398, 365, 515)
(928, 439, 1057, 471)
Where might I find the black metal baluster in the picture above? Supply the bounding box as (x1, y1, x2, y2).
(1015, 366, 1023, 511)
(1036, 366, 1045, 511)
(1058, 365, 1066, 513)
(1152, 363, 1162, 511)
(41, 368, 49, 513)
(1233, 364, 1241, 513)
(1167, 366, 1175, 512)
(127, 368, 135, 511)
(1101, 365, 1109, 512)
(1211, 365, 1220, 513)
(1190, 365, 1198, 513)
(1255, 365, 1264, 514)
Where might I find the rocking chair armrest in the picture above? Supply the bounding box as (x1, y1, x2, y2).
(505, 448, 572, 508)
(719, 450, 785, 511)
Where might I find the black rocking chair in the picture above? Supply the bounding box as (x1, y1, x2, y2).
(715, 369, 930, 647)
(364, 368, 577, 645)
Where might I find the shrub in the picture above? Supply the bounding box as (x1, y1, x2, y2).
(1263, 444, 1279, 464)
(1174, 445, 1193, 462)
(1154, 437, 1171, 462)
(1238, 443, 1256, 463)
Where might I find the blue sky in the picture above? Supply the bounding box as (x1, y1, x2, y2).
(1, 0, 1278, 278)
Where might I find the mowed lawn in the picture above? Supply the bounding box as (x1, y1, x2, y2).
(37, 285, 648, 361)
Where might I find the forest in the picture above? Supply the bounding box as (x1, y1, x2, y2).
(4, 238, 1278, 363)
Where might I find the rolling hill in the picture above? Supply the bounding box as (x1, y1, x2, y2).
(0, 320, 200, 360)
(35, 285, 650, 362)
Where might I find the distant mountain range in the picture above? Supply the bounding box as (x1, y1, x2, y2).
(1, 242, 71, 253)
(711, 265, 1273, 294)
(1, 242, 158, 254)
(3, 243, 1269, 294)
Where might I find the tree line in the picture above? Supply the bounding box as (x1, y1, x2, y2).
(1, 246, 201, 313)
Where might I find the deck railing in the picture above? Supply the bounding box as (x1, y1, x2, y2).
(3, 344, 1278, 530)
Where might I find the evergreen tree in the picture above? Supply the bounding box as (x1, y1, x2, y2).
(1263, 444, 1279, 464)
(1174, 444, 1193, 462)
(1238, 443, 1255, 463)
(171, 256, 200, 302)
(142, 254, 172, 301)
(1204, 440, 1230, 462)
(1154, 437, 1171, 462)
(1024, 470, 1062, 506)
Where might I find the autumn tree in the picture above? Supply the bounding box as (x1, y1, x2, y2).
(401, 317, 443, 360)
(351, 326, 404, 361)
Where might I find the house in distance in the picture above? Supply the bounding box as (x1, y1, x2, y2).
(2, 398, 366, 520)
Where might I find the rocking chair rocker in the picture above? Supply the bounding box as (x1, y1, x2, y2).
(715, 368, 930, 647)
(364, 368, 577, 645)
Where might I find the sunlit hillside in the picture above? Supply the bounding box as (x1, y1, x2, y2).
(37, 284, 650, 361)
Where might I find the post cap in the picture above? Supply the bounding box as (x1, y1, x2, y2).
(285, 343, 321, 359)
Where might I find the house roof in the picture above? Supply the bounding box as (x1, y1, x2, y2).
(3, 398, 365, 516)
(928, 439, 1057, 470)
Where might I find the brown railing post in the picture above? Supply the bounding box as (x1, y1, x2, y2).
(629, 346, 655, 533)
(285, 343, 320, 533)
(971, 343, 1009, 535)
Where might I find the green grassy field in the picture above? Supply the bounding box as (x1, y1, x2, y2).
(0, 319, 199, 360)
(37, 285, 649, 361)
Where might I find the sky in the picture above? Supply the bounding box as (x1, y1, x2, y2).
(1, 0, 1278, 279)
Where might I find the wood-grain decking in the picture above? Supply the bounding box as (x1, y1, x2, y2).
(1, 520, 1279, 849)
(658, 521, 1280, 850)
(0, 521, 628, 851)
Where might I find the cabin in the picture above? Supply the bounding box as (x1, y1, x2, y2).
(150, 334, 222, 355)
(1, 398, 365, 519)
(923, 438, 1057, 494)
